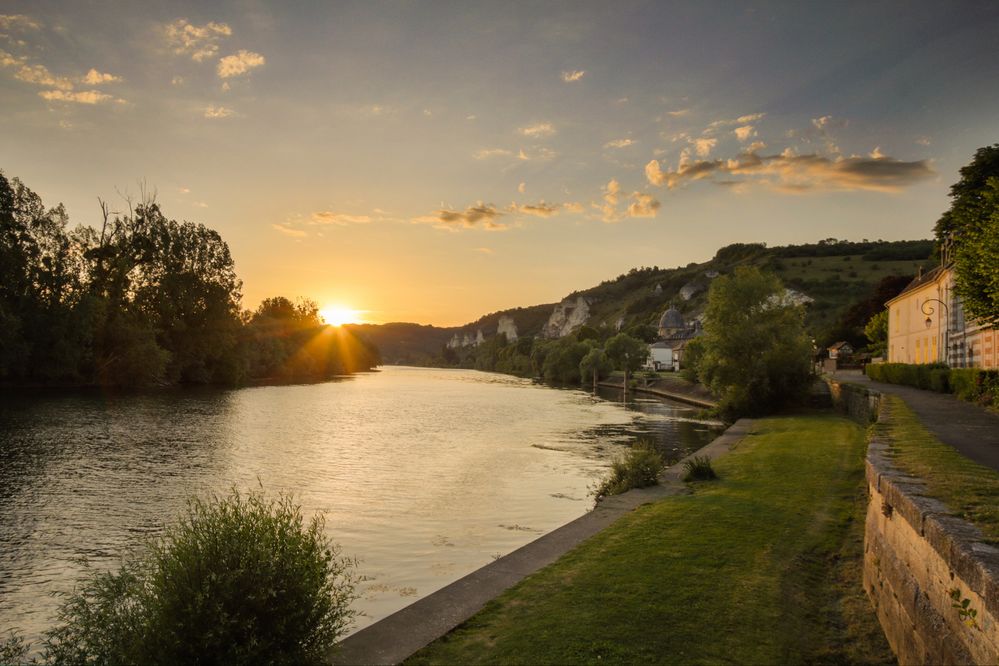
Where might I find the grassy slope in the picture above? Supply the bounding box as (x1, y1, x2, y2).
(879, 396, 999, 544)
(408, 412, 893, 665)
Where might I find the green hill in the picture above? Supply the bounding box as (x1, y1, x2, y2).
(351, 238, 934, 365)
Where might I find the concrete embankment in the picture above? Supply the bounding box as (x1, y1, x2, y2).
(596, 380, 717, 409)
(828, 377, 999, 665)
(334, 419, 751, 666)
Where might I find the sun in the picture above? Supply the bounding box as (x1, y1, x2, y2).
(319, 306, 362, 327)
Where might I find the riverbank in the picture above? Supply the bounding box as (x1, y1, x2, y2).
(598, 372, 717, 409)
(405, 411, 892, 665)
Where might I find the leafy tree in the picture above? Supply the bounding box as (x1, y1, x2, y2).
(936, 144, 999, 326)
(695, 266, 812, 419)
(624, 323, 658, 343)
(579, 347, 613, 389)
(540, 336, 592, 383)
(604, 333, 649, 389)
(864, 310, 889, 357)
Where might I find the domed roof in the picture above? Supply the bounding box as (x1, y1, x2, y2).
(659, 306, 684, 330)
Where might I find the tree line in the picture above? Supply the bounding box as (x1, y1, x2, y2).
(0, 170, 378, 387)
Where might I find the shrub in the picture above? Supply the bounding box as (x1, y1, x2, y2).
(682, 455, 718, 482)
(929, 368, 950, 393)
(594, 442, 664, 498)
(41, 488, 356, 665)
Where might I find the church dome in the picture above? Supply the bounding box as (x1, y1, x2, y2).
(659, 307, 684, 331)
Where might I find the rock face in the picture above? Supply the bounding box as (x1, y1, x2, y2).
(446, 330, 485, 349)
(496, 315, 518, 341)
(679, 280, 705, 301)
(542, 296, 591, 338)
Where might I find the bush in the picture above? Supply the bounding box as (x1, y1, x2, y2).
(41, 489, 356, 666)
(682, 455, 718, 481)
(866, 364, 999, 406)
(594, 442, 664, 498)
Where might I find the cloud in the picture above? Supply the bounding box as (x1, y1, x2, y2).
(509, 201, 571, 217)
(474, 147, 513, 159)
(692, 137, 717, 157)
(708, 112, 765, 131)
(39, 89, 114, 104)
(204, 104, 235, 118)
(734, 125, 755, 142)
(666, 109, 689, 117)
(178, 187, 191, 194)
(870, 146, 886, 159)
(15, 63, 73, 90)
(309, 211, 372, 225)
(473, 247, 494, 254)
(193, 201, 209, 208)
(171, 75, 184, 86)
(0, 49, 25, 67)
(0, 14, 41, 31)
(604, 138, 636, 149)
(82, 68, 121, 85)
(217, 49, 265, 78)
(645, 149, 934, 193)
(627, 192, 661, 218)
(915, 136, 931, 146)
(561, 69, 585, 82)
(746, 140, 766, 153)
(604, 178, 621, 205)
(164, 19, 232, 62)
(518, 182, 526, 194)
(518, 122, 555, 138)
(272, 223, 306, 238)
(418, 203, 506, 230)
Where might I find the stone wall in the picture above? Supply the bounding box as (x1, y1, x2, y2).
(864, 400, 999, 665)
(827, 378, 881, 424)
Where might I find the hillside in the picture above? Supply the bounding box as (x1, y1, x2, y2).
(351, 238, 934, 365)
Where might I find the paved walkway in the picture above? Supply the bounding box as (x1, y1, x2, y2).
(333, 420, 754, 665)
(831, 369, 999, 472)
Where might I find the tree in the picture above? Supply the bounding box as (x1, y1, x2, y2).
(936, 144, 999, 326)
(579, 347, 613, 390)
(604, 333, 649, 393)
(695, 266, 812, 419)
(864, 310, 889, 357)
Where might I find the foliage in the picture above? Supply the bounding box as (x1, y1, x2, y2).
(0, 632, 28, 665)
(682, 455, 718, 481)
(863, 310, 889, 357)
(865, 363, 998, 406)
(693, 266, 813, 419)
(604, 333, 649, 387)
(936, 145, 999, 327)
(0, 170, 378, 387)
(593, 442, 664, 498)
(40, 488, 356, 665)
(579, 347, 613, 387)
(949, 589, 979, 629)
(539, 337, 593, 384)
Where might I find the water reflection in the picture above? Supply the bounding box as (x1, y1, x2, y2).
(0, 367, 721, 644)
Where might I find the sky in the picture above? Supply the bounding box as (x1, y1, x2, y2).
(1, 1, 998, 326)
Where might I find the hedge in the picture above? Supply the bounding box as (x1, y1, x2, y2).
(865, 363, 999, 406)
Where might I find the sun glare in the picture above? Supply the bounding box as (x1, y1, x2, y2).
(319, 306, 362, 327)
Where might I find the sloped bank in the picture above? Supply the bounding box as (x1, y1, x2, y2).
(828, 379, 999, 665)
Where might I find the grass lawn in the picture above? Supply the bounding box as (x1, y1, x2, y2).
(408, 412, 893, 665)
(878, 396, 999, 544)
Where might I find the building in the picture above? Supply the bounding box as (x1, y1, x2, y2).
(650, 306, 701, 370)
(885, 265, 998, 368)
(827, 341, 854, 360)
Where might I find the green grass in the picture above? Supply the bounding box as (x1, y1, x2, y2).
(878, 396, 999, 544)
(408, 413, 893, 665)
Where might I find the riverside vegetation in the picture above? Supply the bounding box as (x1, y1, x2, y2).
(0, 169, 379, 388)
(0, 489, 357, 665)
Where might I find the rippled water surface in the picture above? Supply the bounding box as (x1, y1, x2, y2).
(0, 366, 721, 641)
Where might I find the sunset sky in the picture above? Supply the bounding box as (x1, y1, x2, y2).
(2, 1, 998, 326)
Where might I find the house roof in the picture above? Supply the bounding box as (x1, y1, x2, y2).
(885, 265, 949, 306)
(828, 341, 853, 351)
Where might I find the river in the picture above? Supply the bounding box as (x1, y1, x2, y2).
(0, 366, 721, 643)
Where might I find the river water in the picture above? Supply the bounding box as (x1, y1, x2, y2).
(0, 366, 721, 643)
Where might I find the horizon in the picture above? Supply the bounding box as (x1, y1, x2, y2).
(2, 2, 998, 326)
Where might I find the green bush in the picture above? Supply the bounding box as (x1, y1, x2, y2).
(866, 364, 999, 406)
(594, 442, 664, 498)
(929, 368, 950, 393)
(40, 488, 356, 665)
(682, 455, 718, 482)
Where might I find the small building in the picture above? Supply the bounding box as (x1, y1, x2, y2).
(827, 341, 854, 360)
(646, 341, 673, 371)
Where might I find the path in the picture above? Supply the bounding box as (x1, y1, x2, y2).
(832, 369, 999, 472)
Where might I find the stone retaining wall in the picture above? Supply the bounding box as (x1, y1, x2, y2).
(826, 378, 880, 424)
(864, 400, 999, 665)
